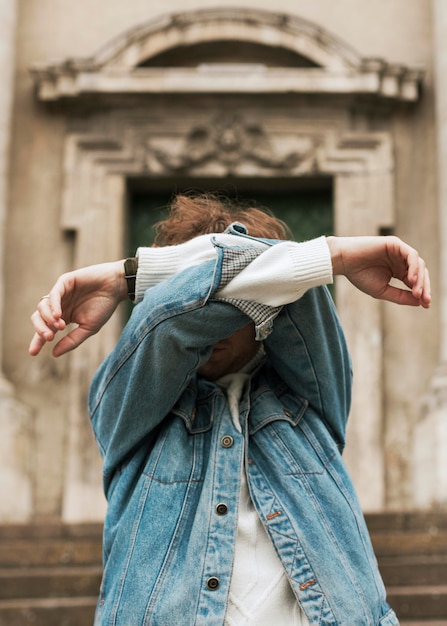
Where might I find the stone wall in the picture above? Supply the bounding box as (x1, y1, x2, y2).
(2, 0, 442, 522)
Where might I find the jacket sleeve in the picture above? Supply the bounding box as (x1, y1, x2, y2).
(264, 286, 352, 446)
(88, 255, 255, 487)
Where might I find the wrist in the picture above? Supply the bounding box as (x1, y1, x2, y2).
(326, 236, 344, 276)
(124, 257, 138, 301)
(111, 260, 131, 302)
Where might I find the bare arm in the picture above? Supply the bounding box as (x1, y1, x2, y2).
(327, 235, 431, 308)
(29, 261, 127, 357)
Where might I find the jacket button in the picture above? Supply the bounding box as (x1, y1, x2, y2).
(221, 435, 234, 448)
(216, 503, 228, 515)
(207, 577, 220, 590)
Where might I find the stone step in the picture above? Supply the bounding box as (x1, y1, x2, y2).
(371, 529, 447, 558)
(387, 585, 447, 622)
(0, 516, 445, 624)
(379, 555, 447, 587)
(0, 565, 102, 599)
(0, 523, 102, 568)
(0, 596, 97, 626)
(9, 557, 444, 600)
(400, 622, 447, 626)
(365, 512, 447, 532)
(367, 513, 447, 622)
(0, 523, 102, 541)
(0, 523, 101, 625)
(367, 512, 447, 559)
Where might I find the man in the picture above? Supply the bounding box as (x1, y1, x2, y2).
(30, 194, 430, 625)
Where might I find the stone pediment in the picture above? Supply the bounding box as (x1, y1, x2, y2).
(30, 8, 423, 103)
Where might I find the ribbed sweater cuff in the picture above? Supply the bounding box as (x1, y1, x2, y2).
(286, 236, 333, 289)
(135, 246, 186, 301)
(135, 236, 219, 302)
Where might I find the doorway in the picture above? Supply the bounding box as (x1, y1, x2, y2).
(127, 177, 333, 251)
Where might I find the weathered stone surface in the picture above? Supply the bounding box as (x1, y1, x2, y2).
(1, 1, 443, 523)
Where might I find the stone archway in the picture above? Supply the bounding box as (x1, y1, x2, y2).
(30, 8, 423, 521)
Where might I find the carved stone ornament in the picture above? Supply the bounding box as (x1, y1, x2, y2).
(147, 113, 309, 174)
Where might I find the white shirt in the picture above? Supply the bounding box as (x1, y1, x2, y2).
(217, 353, 310, 626)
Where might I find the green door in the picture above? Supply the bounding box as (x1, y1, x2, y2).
(128, 183, 333, 250)
(127, 182, 334, 315)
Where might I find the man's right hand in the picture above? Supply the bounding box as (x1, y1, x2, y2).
(29, 261, 128, 357)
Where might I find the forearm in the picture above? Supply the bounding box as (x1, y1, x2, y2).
(135, 234, 332, 306)
(89, 260, 253, 484)
(29, 260, 129, 357)
(216, 236, 332, 306)
(31, 232, 429, 359)
(135, 233, 269, 301)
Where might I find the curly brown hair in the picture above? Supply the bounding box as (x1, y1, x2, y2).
(153, 192, 290, 245)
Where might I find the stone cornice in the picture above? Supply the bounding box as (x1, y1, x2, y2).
(30, 64, 424, 102)
(30, 8, 424, 103)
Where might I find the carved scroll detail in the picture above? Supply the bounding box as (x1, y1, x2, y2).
(147, 113, 311, 173)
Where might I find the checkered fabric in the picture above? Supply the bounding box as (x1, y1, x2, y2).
(214, 244, 282, 341)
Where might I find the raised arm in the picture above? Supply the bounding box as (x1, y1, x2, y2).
(263, 235, 430, 444)
(29, 234, 430, 358)
(89, 259, 252, 486)
(28, 233, 264, 357)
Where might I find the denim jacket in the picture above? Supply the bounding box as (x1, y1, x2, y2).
(89, 230, 399, 626)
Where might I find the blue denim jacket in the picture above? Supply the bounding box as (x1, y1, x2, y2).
(89, 231, 399, 626)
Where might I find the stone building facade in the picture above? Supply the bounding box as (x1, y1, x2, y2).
(1, 0, 446, 523)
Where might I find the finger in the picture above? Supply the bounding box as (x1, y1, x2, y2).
(405, 247, 422, 285)
(420, 267, 431, 308)
(29, 332, 47, 356)
(409, 256, 426, 297)
(51, 326, 93, 357)
(400, 245, 431, 307)
(379, 284, 425, 307)
(406, 256, 431, 308)
(29, 307, 58, 355)
(45, 281, 66, 320)
(37, 294, 64, 329)
(30, 310, 56, 340)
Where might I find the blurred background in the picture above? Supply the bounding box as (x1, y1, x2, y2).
(0, 1, 446, 623)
